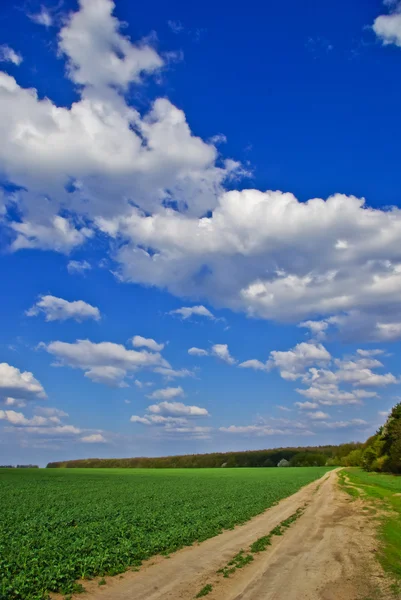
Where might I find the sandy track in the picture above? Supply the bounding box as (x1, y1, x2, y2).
(69, 469, 386, 600)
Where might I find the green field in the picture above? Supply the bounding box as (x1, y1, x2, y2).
(344, 469, 401, 586)
(0, 466, 331, 600)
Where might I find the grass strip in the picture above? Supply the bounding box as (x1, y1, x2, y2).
(344, 469, 401, 586)
(195, 583, 213, 597)
(218, 506, 305, 578)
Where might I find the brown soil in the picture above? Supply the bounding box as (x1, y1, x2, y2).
(62, 469, 391, 600)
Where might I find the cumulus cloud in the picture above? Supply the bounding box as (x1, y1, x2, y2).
(0, 410, 52, 427)
(0, 45, 22, 66)
(239, 359, 269, 372)
(147, 400, 209, 416)
(85, 366, 128, 387)
(3, 397, 26, 408)
(19, 425, 82, 436)
(211, 344, 236, 364)
(1, 0, 401, 342)
(298, 320, 329, 340)
(187, 344, 235, 364)
(188, 347, 209, 356)
(294, 401, 319, 410)
(373, 1, 401, 46)
(132, 335, 165, 352)
(0, 363, 46, 400)
(58, 0, 163, 89)
(240, 342, 331, 378)
(41, 338, 169, 386)
(308, 410, 330, 420)
(67, 260, 92, 274)
(147, 386, 184, 400)
(267, 342, 331, 380)
(10, 217, 93, 254)
(130, 398, 210, 437)
(81, 433, 106, 443)
(169, 305, 215, 320)
(26, 295, 100, 322)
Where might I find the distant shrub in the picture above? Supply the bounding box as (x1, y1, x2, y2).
(341, 448, 363, 467)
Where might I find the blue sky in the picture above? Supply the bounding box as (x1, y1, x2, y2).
(1, 0, 401, 466)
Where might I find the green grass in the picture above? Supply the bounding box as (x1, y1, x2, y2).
(217, 550, 254, 577)
(344, 469, 401, 581)
(195, 583, 213, 597)
(0, 466, 330, 600)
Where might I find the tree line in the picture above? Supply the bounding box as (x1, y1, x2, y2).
(46, 442, 360, 469)
(341, 402, 401, 474)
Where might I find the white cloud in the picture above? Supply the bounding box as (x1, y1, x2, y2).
(305, 360, 398, 388)
(1, 0, 401, 343)
(219, 425, 288, 436)
(147, 386, 184, 400)
(161, 425, 211, 438)
(26, 295, 100, 322)
(147, 400, 209, 417)
(35, 407, 69, 418)
(169, 305, 215, 320)
(132, 335, 165, 352)
(239, 359, 269, 372)
(0, 45, 23, 66)
(0, 363, 46, 400)
(3, 397, 26, 408)
(357, 349, 384, 357)
(20, 425, 82, 436)
(277, 405, 292, 412)
(85, 366, 128, 387)
(130, 397, 209, 435)
(298, 320, 329, 340)
(318, 419, 369, 429)
(308, 410, 330, 420)
(58, 0, 163, 89)
(373, 2, 401, 46)
(67, 260, 92, 274)
(209, 134, 227, 145)
(134, 379, 153, 388)
(153, 367, 194, 379)
(267, 342, 331, 380)
(42, 338, 169, 386)
(294, 401, 319, 410)
(378, 409, 391, 417)
(211, 344, 236, 364)
(0, 410, 51, 427)
(81, 433, 106, 443)
(130, 415, 152, 425)
(29, 7, 53, 27)
(296, 384, 374, 406)
(188, 347, 209, 356)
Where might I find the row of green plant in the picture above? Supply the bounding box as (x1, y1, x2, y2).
(341, 403, 401, 474)
(0, 466, 330, 599)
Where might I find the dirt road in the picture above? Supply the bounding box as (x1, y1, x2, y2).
(70, 469, 387, 600)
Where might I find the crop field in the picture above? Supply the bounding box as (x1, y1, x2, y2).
(0, 466, 331, 600)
